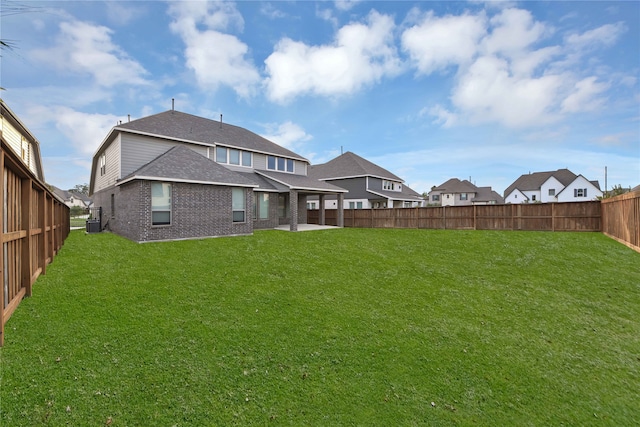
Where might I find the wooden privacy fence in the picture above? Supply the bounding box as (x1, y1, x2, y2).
(601, 190, 640, 252)
(308, 201, 602, 232)
(1, 143, 69, 346)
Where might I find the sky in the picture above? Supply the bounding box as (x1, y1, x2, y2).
(1, 0, 639, 195)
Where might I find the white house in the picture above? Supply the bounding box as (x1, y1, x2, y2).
(504, 169, 602, 203)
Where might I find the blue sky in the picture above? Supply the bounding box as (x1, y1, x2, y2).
(2, 0, 638, 194)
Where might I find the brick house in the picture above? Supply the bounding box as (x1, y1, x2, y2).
(89, 109, 346, 242)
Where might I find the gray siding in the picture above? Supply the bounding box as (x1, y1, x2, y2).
(93, 136, 122, 193)
(121, 133, 208, 177)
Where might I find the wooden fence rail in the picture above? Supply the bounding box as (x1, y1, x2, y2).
(1, 143, 69, 346)
(601, 190, 640, 253)
(309, 201, 602, 232)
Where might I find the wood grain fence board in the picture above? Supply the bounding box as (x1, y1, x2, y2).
(1, 143, 69, 346)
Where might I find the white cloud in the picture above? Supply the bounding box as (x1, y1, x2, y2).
(168, 1, 260, 97)
(561, 77, 610, 113)
(451, 55, 564, 127)
(402, 11, 486, 74)
(482, 8, 550, 57)
(260, 121, 312, 150)
(565, 22, 627, 49)
(27, 105, 119, 156)
(403, 7, 624, 129)
(265, 11, 402, 103)
(30, 20, 149, 87)
(335, 0, 362, 12)
(427, 105, 458, 128)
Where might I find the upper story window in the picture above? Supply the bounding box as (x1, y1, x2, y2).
(460, 193, 468, 200)
(432, 194, 440, 202)
(548, 189, 556, 196)
(267, 155, 294, 173)
(383, 180, 401, 191)
(216, 146, 252, 167)
(574, 188, 587, 198)
(21, 139, 30, 163)
(99, 153, 106, 176)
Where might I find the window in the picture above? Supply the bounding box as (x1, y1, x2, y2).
(254, 192, 269, 220)
(356, 202, 363, 209)
(21, 139, 29, 163)
(548, 189, 556, 196)
(216, 146, 227, 163)
(151, 183, 171, 225)
(460, 193, 468, 200)
(432, 194, 440, 202)
(532, 195, 537, 201)
(229, 149, 240, 165)
(99, 153, 106, 176)
(349, 202, 355, 209)
(267, 155, 294, 173)
(242, 151, 251, 167)
(278, 194, 289, 217)
(574, 188, 587, 198)
(307, 202, 317, 210)
(232, 188, 246, 222)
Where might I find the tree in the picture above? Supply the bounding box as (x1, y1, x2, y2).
(69, 183, 89, 196)
(600, 184, 628, 199)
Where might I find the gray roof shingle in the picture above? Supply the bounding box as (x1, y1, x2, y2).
(309, 151, 403, 181)
(503, 169, 577, 197)
(256, 170, 348, 193)
(433, 178, 478, 193)
(116, 110, 307, 161)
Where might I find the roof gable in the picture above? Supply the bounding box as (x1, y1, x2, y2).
(115, 110, 307, 161)
(309, 151, 403, 181)
(433, 178, 478, 193)
(119, 145, 256, 187)
(504, 169, 577, 197)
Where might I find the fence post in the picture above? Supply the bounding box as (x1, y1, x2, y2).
(0, 150, 4, 347)
(21, 179, 33, 297)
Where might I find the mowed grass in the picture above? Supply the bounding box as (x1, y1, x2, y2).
(1, 228, 639, 426)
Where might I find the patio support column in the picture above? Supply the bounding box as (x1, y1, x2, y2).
(337, 192, 344, 228)
(319, 194, 325, 225)
(289, 189, 298, 232)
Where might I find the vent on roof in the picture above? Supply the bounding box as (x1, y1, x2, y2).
(220, 114, 222, 129)
(172, 98, 175, 111)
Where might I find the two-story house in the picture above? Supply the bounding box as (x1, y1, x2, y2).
(306, 151, 424, 209)
(0, 99, 45, 181)
(428, 178, 504, 206)
(504, 169, 602, 203)
(89, 108, 346, 242)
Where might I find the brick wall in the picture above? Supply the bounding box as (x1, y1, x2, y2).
(94, 181, 253, 242)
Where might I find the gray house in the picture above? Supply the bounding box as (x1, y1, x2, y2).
(89, 109, 346, 242)
(307, 151, 424, 209)
(428, 178, 504, 206)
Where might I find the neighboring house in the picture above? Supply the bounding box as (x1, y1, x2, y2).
(306, 151, 424, 209)
(428, 178, 504, 206)
(0, 99, 45, 181)
(504, 169, 602, 204)
(89, 109, 346, 242)
(51, 186, 93, 209)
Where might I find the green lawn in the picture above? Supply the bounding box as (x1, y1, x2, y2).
(1, 229, 639, 426)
